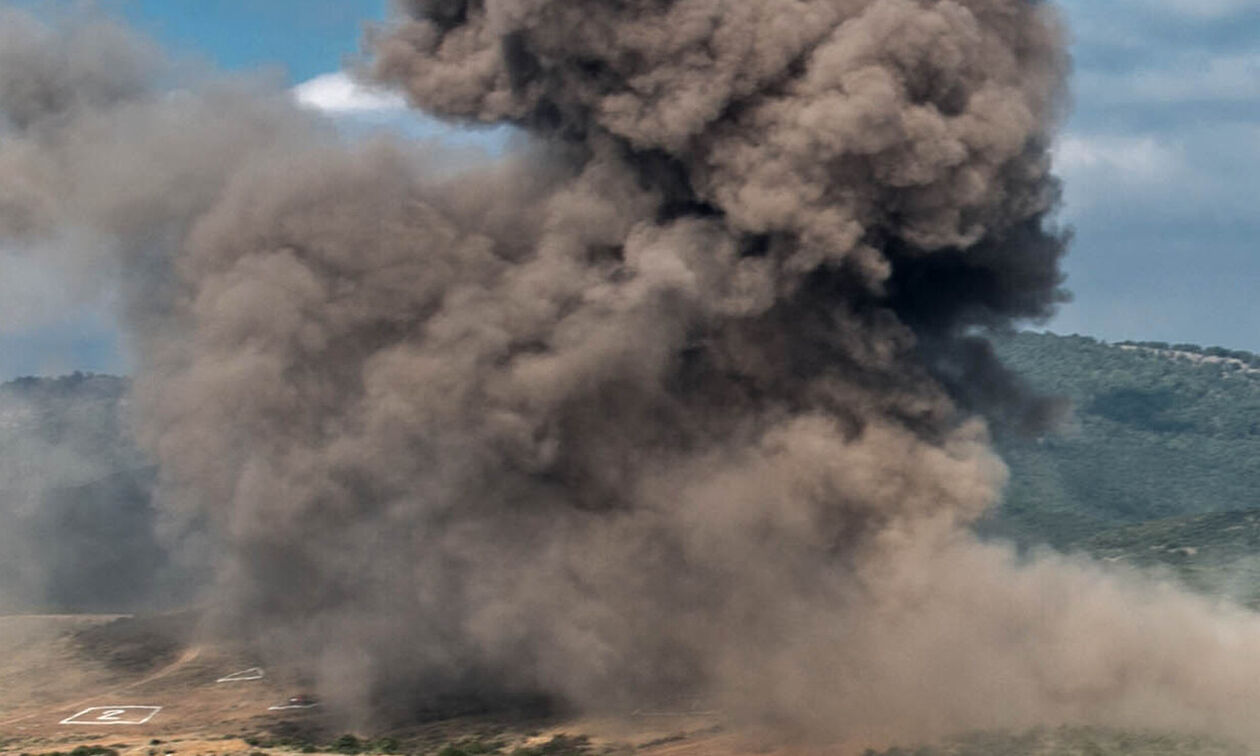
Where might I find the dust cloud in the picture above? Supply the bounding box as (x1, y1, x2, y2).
(2, 0, 1258, 744)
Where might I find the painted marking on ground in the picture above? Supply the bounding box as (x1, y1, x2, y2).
(217, 666, 265, 683)
(59, 706, 161, 725)
(267, 703, 319, 711)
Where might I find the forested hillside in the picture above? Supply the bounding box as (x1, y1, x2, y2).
(990, 332, 1260, 549)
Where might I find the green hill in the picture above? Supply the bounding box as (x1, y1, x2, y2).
(987, 332, 1260, 548)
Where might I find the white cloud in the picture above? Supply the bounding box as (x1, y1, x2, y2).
(1129, 51, 1260, 102)
(1051, 133, 1186, 216)
(1055, 133, 1179, 184)
(1076, 50, 1260, 105)
(1053, 124, 1260, 223)
(1062, 0, 1258, 23)
(1140, 0, 1257, 20)
(292, 72, 407, 115)
(290, 71, 518, 154)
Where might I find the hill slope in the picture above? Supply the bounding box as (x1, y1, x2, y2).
(8, 340, 1260, 753)
(6, 333, 1260, 611)
(989, 332, 1260, 547)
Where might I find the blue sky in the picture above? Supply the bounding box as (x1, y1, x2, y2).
(114, 0, 389, 83)
(1049, 0, 1260, 349)
(1, 0, 1258, 377)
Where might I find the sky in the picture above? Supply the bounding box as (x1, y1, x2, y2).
(1049, 0, 1260, 350)
(0, 0, 1257, 378)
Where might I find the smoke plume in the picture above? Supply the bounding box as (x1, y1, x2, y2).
(7, 0, 1260, 745)
(0, 374, 171, 613)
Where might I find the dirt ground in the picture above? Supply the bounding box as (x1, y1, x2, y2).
(0, 614, 877, 756)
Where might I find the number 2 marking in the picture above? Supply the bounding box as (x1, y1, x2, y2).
(59, 706, 162, 725)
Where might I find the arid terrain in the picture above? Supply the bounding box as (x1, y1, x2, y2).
(0, 614, 869, 756)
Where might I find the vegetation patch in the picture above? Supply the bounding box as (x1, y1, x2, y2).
(988, 332, 1260, 548)
(424, 734, 593, 756)
(862, 726, 1246, 756)
(509, 734, 591, 756)
(20, 747, 121, 756)
(435, 738, 506, 756)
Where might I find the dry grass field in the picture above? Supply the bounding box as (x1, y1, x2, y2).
(0, 615, 872, 756)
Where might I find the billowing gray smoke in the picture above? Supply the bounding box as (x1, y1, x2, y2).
(0, 374, 172, 613)
(9, 0, 1260, 745)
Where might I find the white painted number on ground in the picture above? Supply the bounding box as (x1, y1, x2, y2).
(60, 706, 162, 726)
(217, 666, 265, 683)
(267, 703, 319, 711)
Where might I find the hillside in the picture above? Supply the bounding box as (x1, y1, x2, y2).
(9, 334, 1260, 611)
(8, 340, 1260, 753)
(0, 613, 785, 756)
(862, 726, 1246, 756)
(988, 332, 1260, 547)
(1066, 509, 1260, 609)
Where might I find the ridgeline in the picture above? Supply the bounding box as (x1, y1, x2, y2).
(8, 333, 1260, 609)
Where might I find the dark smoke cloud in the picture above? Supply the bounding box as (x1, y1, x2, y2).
(374, 0, 1072, 434)
(10, 0, 1260, 745)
